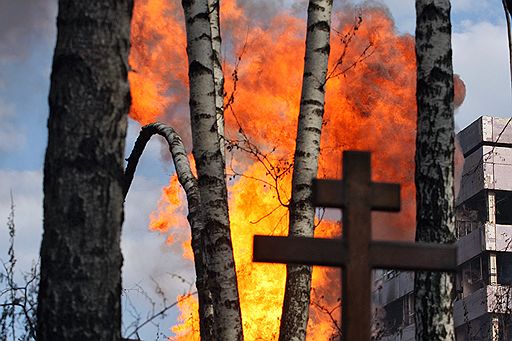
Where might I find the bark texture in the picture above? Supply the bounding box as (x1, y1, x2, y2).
(208, 0, 226, 161)
(279, 1, 332, 340)
(182, 0, 243, 339)
(414, 1, 456, 340)
(37, 1, 133, 340)
(123, 123, 214, 340)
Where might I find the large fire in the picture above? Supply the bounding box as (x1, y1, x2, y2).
(128, 0, 465, 339)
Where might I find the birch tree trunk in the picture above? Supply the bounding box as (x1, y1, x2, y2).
(123, 123, 214, 340)
(182, 0, 243, 339)
(414, 1, 456, 340)
(279, 1, 332, 340)
(37, 1, 133, 340)
(208, 0, 226, 161)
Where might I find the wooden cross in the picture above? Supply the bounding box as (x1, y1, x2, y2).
(253, 151, 457, 340)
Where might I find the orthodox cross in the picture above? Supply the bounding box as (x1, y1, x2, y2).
(253, 151, 457, 340)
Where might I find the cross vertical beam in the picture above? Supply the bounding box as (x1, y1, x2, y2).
(343, 152, 372, 340)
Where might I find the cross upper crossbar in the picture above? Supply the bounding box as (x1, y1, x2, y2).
(313, 179, 401, 211)
(252, 151, 458, 341)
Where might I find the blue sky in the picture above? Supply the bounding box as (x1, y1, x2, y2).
(0, 0, 511, 338)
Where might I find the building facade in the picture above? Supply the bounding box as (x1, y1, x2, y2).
(373, 116, 512, 340)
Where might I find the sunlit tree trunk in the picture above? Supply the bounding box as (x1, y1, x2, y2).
(208, 0, 226, 161)
(37, 1, 133, 340)
(279, 1, 332, 340)
(182, 0, 244, 339)
(414, 1, 456, 340)
(124, 123, 214, 340)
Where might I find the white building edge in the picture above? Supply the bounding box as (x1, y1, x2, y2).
(372, 116, 512, 340)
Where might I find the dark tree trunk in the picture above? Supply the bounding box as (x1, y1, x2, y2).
(414, 1, 456, 340)
(37, 1, 133, 340)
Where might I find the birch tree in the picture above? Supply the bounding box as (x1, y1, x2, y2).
(182, 0, 243, 339)
(37, 1, 133, 340)
(280, 1, 333, 340)
(414, 1, 456, 339)
(208, 0, 226, 161)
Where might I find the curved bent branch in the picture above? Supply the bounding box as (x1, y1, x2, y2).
(124, 122, 215, 340)
(124, 123, 193, 200)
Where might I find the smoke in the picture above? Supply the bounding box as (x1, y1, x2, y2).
(0, 0, 57, 62)
(235, 0, 289, 24)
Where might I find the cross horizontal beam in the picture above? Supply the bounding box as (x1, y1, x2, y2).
(313, 179, 401, 211)
(253, 235, 458, 271)
(369, 241, 457, 271)
(253, 235, 347, 267)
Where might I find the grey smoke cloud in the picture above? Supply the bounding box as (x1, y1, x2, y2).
(236, 0, 289, 24)
(0, 0, 57, 61)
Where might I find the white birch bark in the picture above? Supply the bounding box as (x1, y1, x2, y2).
(181, 0, 243, 339)
(414, 1, 456, 340)
(208, 0, 226, 161)
(279, 1, 333, 340)
(123, 123, 214, 340)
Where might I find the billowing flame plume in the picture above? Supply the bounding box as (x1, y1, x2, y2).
(128, 0, 466, 339)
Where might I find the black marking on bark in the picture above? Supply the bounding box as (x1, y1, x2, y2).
(193, 32, 211, 42)
(314, 43, 330, 55)
(308, 2, 326, 12)
(308, 20, 330, 33)
(198, 174, 224, 188)
(187, 10, 209, 25)
(301, 99, 323, 107)
(304, 126, 322, 135)
(189, 60, 212, 76)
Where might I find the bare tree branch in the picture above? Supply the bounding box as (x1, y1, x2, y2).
(124, 122, 214, 340)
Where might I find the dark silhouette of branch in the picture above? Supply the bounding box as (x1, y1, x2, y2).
(310, 288, 342, 339)
(503, 0, 512, 98)
(326, 14, 375, 82)
(0, 193, 38, 341)
(125, 291, 197, 340)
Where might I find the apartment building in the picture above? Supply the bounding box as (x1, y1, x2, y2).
(373, 116, 512, 340)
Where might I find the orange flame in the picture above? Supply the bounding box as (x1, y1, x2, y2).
(129, 0, 466, 339)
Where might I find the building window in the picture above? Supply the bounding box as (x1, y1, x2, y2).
(455, 315, 491, 341)
(499, 314, 512, 341)
(403, 293, 414, 326)
(383, 298, 403, 335)
(457, 255, 488, 297)
(496, 191, 512, 225)
(456, 193, 487, 238)
(497, 252, 512, 285)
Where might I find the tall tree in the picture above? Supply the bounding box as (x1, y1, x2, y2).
(208, 0, 226, 161)
(125, 1, 240, 339)
(182, 0, 244, 339)
(280, 1, 333, 340)
(37, 1, 133, 340)
(414, 1, 456, 340)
